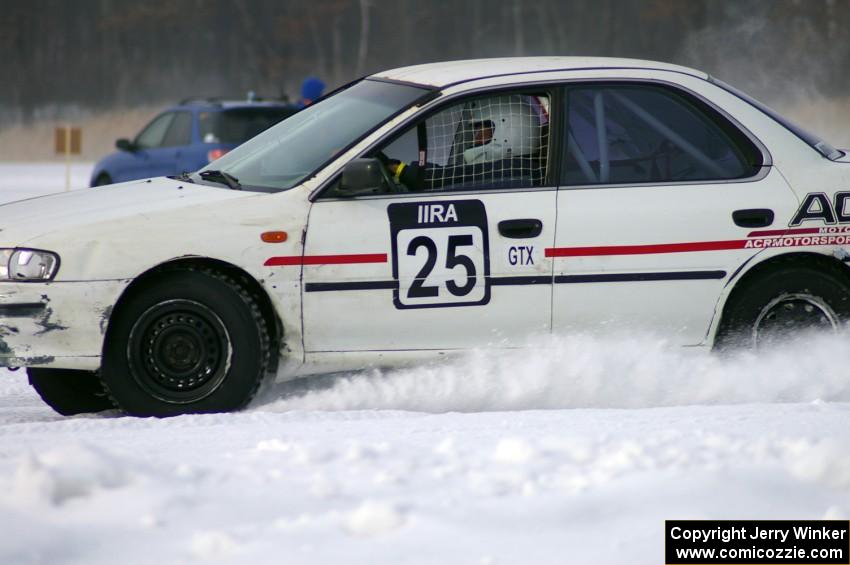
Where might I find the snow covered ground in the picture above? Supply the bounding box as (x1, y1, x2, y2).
(0, 163, 849, 564)
(0, 162, 94, 200)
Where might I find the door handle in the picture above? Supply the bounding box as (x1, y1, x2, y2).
(732, 208, 774, 228)
(498, 218, 543, 239)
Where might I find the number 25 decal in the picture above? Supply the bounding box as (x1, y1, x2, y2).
(407, 234, 477, 299)
(388, 200, 491, 309)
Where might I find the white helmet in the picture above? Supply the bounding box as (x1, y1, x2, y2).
(460, 95, 544, 165)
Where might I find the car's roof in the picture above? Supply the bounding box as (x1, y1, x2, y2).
(371, 57, 707, 88)
(175, 100, 295, 111)
(217, 101, 294, 109)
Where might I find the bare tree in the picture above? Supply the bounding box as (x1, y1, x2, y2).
(3, 0, 850, 126)
(355, 0, 371, 77)
(512, 0, 524, 56)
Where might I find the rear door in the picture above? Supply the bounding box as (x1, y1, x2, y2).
(302, 89, 558, 352)
(157, 111, 193, 175)
(552, 81, 799, 343)
(161, 111, 194, 175)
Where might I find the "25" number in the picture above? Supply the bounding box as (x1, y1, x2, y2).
(406, 234, 477, 299)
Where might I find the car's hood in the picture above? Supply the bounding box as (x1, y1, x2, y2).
(0, 177, 259, 245)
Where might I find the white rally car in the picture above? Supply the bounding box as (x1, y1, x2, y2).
(4, 57, 850, 416)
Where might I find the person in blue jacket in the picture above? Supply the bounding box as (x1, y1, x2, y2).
(298, 77, 326, 108)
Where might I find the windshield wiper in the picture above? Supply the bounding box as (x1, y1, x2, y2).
(199, 169, 242, 190)
(168, 171, 196, 183)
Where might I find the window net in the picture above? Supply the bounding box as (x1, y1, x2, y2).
(421, 94, 550, 190)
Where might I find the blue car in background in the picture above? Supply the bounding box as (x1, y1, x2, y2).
(90, 97, 297, 186)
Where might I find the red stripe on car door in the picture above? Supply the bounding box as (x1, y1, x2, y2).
(264, 253, 388, 266)
(545, 240, 748, 257)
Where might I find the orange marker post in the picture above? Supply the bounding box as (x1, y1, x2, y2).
(54, 125, 82, 191)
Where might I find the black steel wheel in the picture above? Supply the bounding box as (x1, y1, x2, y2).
(715, 260, 850, 350)
(128, 299, 231, 404)
(751, 292, 840, 347)
(101, 269, 270, 417)
(27, 368, 115, 415)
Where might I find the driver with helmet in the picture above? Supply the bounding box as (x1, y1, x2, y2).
(382, 94, 547, 191)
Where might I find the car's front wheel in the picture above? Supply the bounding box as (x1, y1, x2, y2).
(27, 368, 115, 415)
(100, 269, 270, 417)
(715, 260, 850, 349)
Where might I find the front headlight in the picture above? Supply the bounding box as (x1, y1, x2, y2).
(0, 248, 60, 281)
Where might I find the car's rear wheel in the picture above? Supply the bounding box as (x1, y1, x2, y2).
(92, 173, 112, 187)
(27, 368, 115, 415)
(100, 269, 270, 417)
(715, 261, 850, 349)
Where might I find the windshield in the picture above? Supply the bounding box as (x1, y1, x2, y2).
(710, 76, 843, 160)
(195, 80, 430, 191)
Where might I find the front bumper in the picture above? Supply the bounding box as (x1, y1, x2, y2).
(0, 279, 129, 370)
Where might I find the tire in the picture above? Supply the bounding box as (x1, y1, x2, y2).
(100, 269, 270, 417)
(27, 368, 115, 416)
(715, 261, 850, 350)
(92, 173, 112, 187)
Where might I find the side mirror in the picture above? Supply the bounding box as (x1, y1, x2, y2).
(115, 138, 135, 152)
(336, 158, 388, 197)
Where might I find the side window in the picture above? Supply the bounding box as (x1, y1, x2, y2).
(563, 84, 761, 186)
(161, 111, 193, 147)
(371, 92, 551, 194)
(135, 112, 175, 149)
